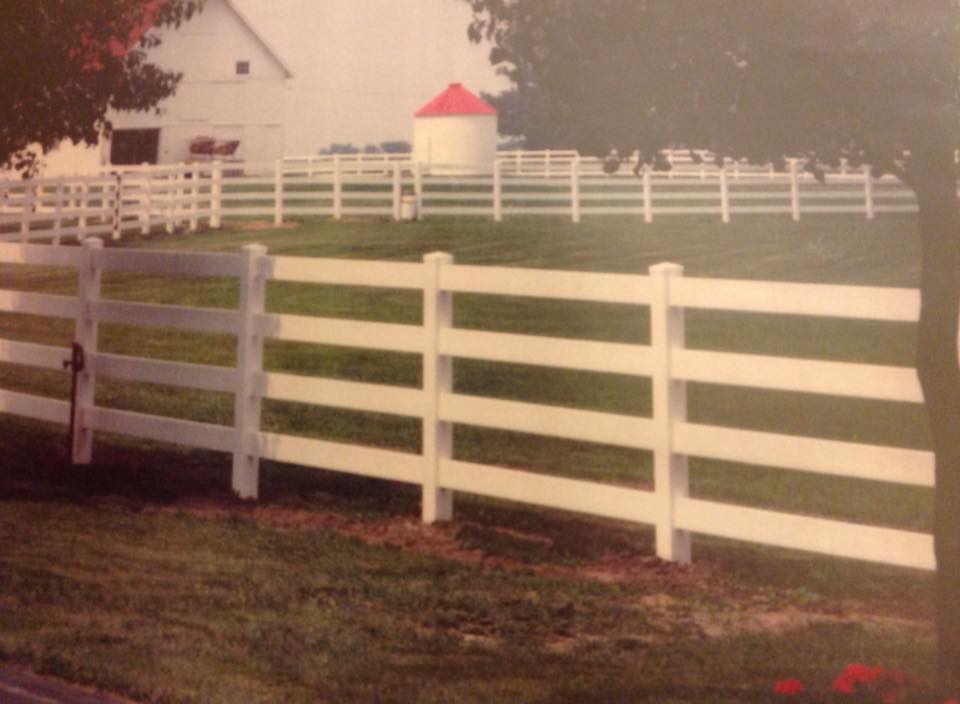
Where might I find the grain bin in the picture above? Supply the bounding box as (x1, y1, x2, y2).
(413, 83, 497, 175)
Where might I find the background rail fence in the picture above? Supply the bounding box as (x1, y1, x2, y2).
(0, 154, 920, 244)
(0, 239, 933, 571)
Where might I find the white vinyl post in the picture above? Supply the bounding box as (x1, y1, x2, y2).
(570, 156, 581, 223)
(545, 150, 552, 179)
(273, 160, 283, 226)
(72, 238, 103, 464)
(165, 172, 175, 234)
(141, 171, 152, 235)
(392, 162, 402, 221)
(111, 172, 122, 240)
(78, 183, 89, 240)
(643, 163, 653, 224)
(333, 155, 342, 220)
(650, 262, 691, 563)
(864, 164, 875, 220)
(789, 159, 801, 222)
(53, 180, 64, 246)
(493, 159, 503, 222)
(175, 163, 186, 229)
(413, 161, 423, 220)
(189, 168, 199, 232)
(211, 160, 223, 229)
(20, 183, 33, 243)
(719, 165, 730, 224)
(232, 243, 268, 499)
(422, 251, 454, 523)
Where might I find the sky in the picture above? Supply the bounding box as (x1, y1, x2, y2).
(231, 0, 509, 155)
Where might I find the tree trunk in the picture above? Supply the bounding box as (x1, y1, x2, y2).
(912, 146, 960, 692)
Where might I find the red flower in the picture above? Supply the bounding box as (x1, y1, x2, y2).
(772, 678, 804, 696)
(831, 663, 886, 693)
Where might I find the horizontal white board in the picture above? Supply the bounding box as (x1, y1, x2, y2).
(675, 497, 934, 570)
(440, 392, 655, 449)
(674, 421, 934, 487)
(672, 349, 922, 403)
(439, 328, 652, 376)
(673, 277, 919, 321)
(260, 372, 425, 416)
(256, 313, 424, 353)
(266, 256, 424, 289)
(258, 431, 422, 484)
(441, 264, 650, 305)
(91, 300, 239, 334)
(85, 406, 234, 453)
(439, 458, 658, 523)
(0, 388, 70, 424)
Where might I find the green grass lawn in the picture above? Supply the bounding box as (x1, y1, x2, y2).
(0, 214, 941, 702)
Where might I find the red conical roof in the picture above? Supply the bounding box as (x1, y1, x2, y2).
(414, 83, 497, 117)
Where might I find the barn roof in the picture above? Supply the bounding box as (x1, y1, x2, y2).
(116, 0, 294, 78)
(414, 83, 496, 117)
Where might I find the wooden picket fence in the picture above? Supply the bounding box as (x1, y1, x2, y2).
(0, 239, 933, 570)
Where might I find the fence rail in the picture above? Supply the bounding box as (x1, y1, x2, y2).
(0, 239, 933, 571)
(0, 153, 924, 244)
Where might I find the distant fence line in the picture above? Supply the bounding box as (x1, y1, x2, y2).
(1, 154, 919, 244)
(0, 239, 932, 570)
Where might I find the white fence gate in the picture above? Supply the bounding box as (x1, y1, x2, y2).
(0, 239, 933, 571)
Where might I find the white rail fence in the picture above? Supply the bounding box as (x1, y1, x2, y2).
(0, 239, 933, 571)
(1, 155, 918, 244)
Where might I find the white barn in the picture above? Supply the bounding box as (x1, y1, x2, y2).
(30, 0, 293, 175)
(107, 0, 293, 166)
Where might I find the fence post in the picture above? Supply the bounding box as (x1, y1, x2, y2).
(165, 170, 175, 234)
(175, 163, 186, 229)
(545, 150, 552, 179)
(141, 171, 152, 236)
(273, 160, 283, 226)
(211, 160, 222, 229)
(650, 262, 691, 564)
(719, 165, 730, 224)
(78, 183, 88, 240)
(232, 243, 268, 499)
(53, 180, 64, 246)
(864, 164, 875, 220)
(493, 159, 503, 222)
(20, 183, 34, 243)
(72, 238, 104, 464)
(789, 159, 801, 222)
(392, 162, 402, 221)
(413, 161, 423, 220)
(333, 155, 342, 220)
(189, 167, 199, 232)
(111, 172, 122, 240)
(422, 251, 455, 523)
(643, 163, 653, 224)
(570, 156, 581, 223)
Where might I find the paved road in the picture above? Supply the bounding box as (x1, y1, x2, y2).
(0, 665, 131, 704)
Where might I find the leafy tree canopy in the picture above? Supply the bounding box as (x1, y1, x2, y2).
(465, 1, 960, 178)
(0, 0, 204, 174)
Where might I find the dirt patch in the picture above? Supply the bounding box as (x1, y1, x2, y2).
(150, 497, 929, 643)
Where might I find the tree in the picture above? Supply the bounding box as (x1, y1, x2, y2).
(0, 0, 204, 175)
(464, 0, 960, 691)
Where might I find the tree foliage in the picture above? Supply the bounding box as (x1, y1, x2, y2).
(0, 0, 204, 174)
(465, 1, 960, 174)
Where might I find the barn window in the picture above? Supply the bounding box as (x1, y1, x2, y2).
(236, 60, 250, 76)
